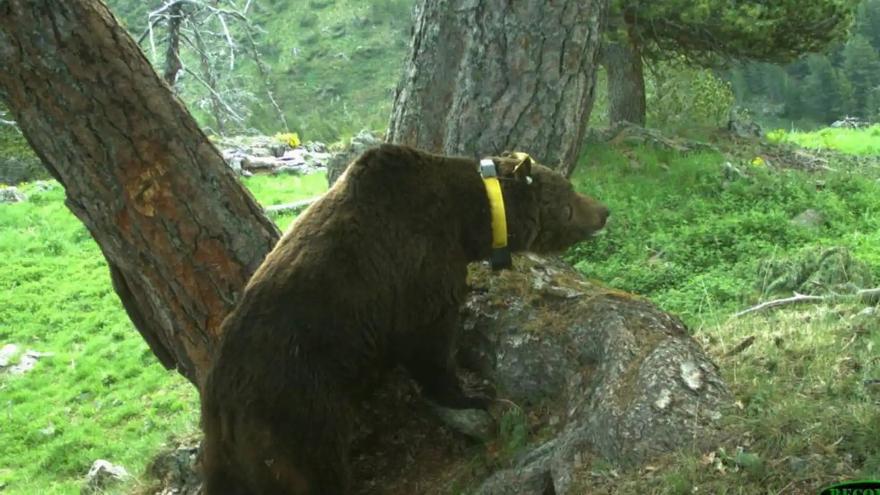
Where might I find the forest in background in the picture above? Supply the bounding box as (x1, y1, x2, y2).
(731, 0, 880, 127)
(98, 0, 880, 142)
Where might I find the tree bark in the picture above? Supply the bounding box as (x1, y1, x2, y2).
(387, 0, 607, 177)
(602, 38, 647, 127)
(0, 0, 280, 385)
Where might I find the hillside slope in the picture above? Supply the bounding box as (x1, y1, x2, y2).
(107, 0, 413, 141)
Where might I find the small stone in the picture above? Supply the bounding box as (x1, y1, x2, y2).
(83, 459, 129, 494)
(9, 349, 53, 375)
(857, 307, 876, 318)
(791, 209, 825, 229)
(0, 343, 19, 367)
(33, 180, 56, 192)
(0, 187, 26, 203)
(427, 404, 494, 441)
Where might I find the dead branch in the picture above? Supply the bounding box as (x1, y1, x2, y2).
(241, 19, 289, 131)
(733, 288, 880, 318)
(182, 67, 243, 125)
(264, 197, 320, 215)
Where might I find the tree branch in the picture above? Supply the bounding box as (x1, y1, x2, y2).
(264, 197, 320, 215)
(733, 288, 880, 318)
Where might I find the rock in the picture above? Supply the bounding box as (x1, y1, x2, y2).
(305, 141, 328, 153)
(32, 180, 56, 192)
(426, 404, 494, 442)
(8, 349, 53, 375)
(218, 136, 329, 176)
(726, 116, 763, 138)
(857, 306, 877, 318)
(326, 130, 383, 187)
(82, 460, 128, 494)
(0, 186, 26, 203)
(831, 116, 869, 129)
(791, 209, 825, 229)
(221, 149, 246, 175)
(144, 442, 202, 495)
(462, 255, 730, 494)
(0, 343, 19, 368)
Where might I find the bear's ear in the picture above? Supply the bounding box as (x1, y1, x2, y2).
(510, 152, 532, 182)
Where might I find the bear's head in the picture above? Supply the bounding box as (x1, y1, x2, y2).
(493, 152, 609, 253)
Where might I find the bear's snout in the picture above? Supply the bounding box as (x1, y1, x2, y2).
(577, 195, 610, 235)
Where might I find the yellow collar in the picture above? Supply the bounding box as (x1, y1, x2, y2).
(479, 159, 512, 270)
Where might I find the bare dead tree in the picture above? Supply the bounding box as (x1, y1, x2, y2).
(161, 2, 183, 86)
(139, 0, 287, 134)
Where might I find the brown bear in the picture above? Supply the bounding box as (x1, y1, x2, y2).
(200, 144, 609, 494)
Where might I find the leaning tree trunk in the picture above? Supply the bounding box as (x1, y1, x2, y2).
(603, 37, 647, 127)
(0, 0, 280, 386)
(387, 0, 607, 177)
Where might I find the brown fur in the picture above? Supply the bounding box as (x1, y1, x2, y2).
(200, 144, 608, 494)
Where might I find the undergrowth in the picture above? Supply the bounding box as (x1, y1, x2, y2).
(567, 140, 880, 326)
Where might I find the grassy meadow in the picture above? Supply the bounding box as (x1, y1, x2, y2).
(0, 127, 878, 493)
(769, 125, 880, 155)
(0, 174, 321, 494)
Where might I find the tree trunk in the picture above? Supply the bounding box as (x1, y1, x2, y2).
(162, 2, 183, 87)
(603, 38, 647, 127)
(467, 256, 730, 494)
(387, 0, 607, 177)
(0, 0, 280, 386)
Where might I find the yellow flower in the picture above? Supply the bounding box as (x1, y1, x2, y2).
(751, 156, 765, 167)
(274, 132, 301, 148)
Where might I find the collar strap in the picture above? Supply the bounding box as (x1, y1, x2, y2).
(479, 158, 512, 270)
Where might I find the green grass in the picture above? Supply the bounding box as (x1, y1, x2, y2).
(574, 305, 880, 494)
(2, 131, 879, 493)
(768, 125, 880, 155)
(562, 135, 880, 492)
(0, 174, 327, 494)
(0, 185, 198, 494)
(567, 141, 880, 326)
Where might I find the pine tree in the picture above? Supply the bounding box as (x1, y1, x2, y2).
(802, 55, 843, 122)
(841, 34, 880, 117)
(856, 0, 880, 51)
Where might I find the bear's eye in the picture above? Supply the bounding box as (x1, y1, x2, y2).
(564, 204, 573, 221)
